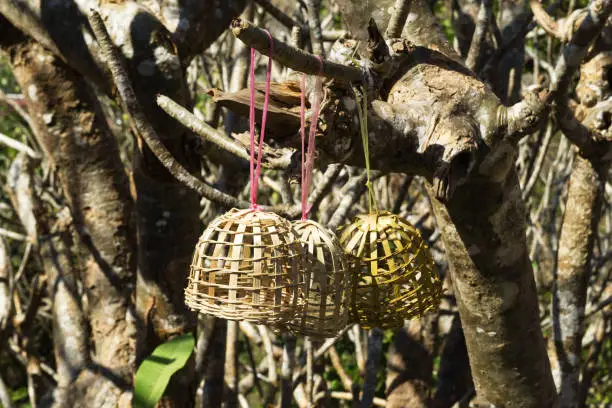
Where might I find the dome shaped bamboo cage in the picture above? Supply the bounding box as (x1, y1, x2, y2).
(282, 219, 351, 338)
(185, 208, 307, 325)
(338, 211, 443, 330)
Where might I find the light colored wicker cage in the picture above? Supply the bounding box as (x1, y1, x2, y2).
(282, 220, 351, 338)
(338, 211, 443, 330)
(185, 208, 306, 325)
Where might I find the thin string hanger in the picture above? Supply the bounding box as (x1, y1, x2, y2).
(353, 84, 377, 214)
(299, 56, 324, 221)
(249, 30, 274, 210)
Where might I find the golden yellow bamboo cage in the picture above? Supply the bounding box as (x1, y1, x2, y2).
(185, 208, 307, 325)
(282, 219, 351, 338)
(338, 211, 443, 330)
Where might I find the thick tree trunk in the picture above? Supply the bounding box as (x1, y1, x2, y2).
(549, 153, 606, 408)
(429, 170, 557, 407)
(8, 39, 136, 403)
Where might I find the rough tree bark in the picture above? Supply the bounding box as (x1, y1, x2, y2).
(545, 18, 612, 406)
(6, 39, 137, 405)
(429, 170, 556, 407)
(8, 37, 137, 370)
(550, 154, 606, 407)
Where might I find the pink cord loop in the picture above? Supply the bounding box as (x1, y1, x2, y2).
(248, 30, 274, 210)
(300, 56, 325, 220)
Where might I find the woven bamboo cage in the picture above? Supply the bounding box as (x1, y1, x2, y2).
(338, 211, 443, 330)
(282, 220, 351, 338)
(185, 208, 307, 325)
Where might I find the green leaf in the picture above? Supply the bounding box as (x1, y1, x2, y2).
(133, 333, 195, 408)
(11, 387, 28, 402)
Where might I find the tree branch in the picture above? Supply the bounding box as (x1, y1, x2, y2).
(157, 94, 294, 170)
(0, 132, 40, 159)
(386, 0, 412, 39)
(231, 18, 363, 82)
(506, 0, 612, 142)
(465, 0, 493, 71)
(305, 0, 325, 56)
(88, 10, 301, 215)
(254, 0, 299, 29)
(530, 0, 563, 39)
(360, 328, 383, 408)
(550, 0, 612, 98)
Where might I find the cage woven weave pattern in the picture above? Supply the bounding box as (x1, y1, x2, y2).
(185, 208, 306, 324)
(281, 220, 351, 338)
(338, 211, 443, 330)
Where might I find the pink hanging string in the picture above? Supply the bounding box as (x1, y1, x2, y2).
(249, 30, 274, 210)
(300, 56, 324, 220)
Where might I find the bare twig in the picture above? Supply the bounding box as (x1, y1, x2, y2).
(0, 227, 28, 242)
(0, 237, 13, 333)
(392, 175, 414, 214)
(522, 123, 555, 199)
(254, 0, 299, 29)
(0, 132, 40, 159)
(360, 328, 383, 408)
(292, 326, 351, 389)
(465, 0, 493, 71)
(258, 325, 278, 385)
(328, 346, 353, 391)
(88, 11, 247, 207)
(225, 321, 239, 408)
(231, 18, 363, 82)
(0, 89, 41, 150)
(322, 30, 347, 41)
(331, 391, 386, 407)
(243, 337, 265, 398)
(0, 372, 15, 408)
(280, 336, 296, 408)
(507, 0, 612, 143)
(305, 0, 325, 56)
(308, 164, 343, 216)
(305, 337, 314, 405)
(344, 325, 365, 378)
(14, 242, 33, 283)
(386, 0, 412, 39)
(157, 95, 293, 170)
(327, 170, 383, 230)
(530, 0, 562, 38)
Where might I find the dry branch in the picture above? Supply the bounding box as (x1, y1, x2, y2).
(88, 11, 256, 211)
(231, 18, 363, 82)
(386, 0, 412, 39)
(157, 95, 293, 170)
(254, 0, 298, 29)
